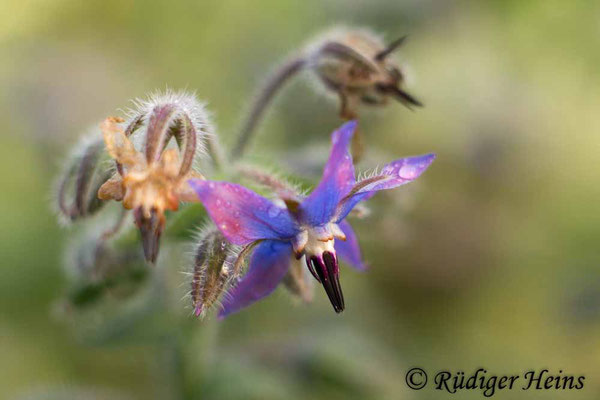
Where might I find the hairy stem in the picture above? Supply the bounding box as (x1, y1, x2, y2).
(231, 55, 307, 160)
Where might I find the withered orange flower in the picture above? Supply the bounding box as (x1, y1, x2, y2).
(98, 117, 201, 212)
(97, 92, 209, 263)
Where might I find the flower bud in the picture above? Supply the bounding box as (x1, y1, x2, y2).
(55, 131, 113, 224)
(189, 227, 237, 318)
(307, 27, 422, 119)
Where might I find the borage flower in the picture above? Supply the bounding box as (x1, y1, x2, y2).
(189, 121, 434, 317)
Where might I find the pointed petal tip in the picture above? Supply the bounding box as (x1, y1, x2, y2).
(407, 153, 436, 167)
(422, 153, 436, 163)
(398, 153, 436, 179)
(333, 120, 358, 143)
(302, 121, 358, 226)
(357, 263, 370, 272)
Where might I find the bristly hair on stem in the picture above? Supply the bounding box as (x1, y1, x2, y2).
(125, 90, 216, 169)
(236, 163, 306, 204)
(188, 225, 241, 319)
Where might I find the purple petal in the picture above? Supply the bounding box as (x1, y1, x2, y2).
(219, 240, 292, 318)
(335, 153, 436, 221)
(334, 220, 368, 271)
(189, 180, 299, 245)
(299, 121, 357, 226)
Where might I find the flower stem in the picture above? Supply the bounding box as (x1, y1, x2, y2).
(231, 55, 307, 160)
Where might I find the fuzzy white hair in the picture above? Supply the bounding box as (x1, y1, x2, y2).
(124, 89, 215, 171)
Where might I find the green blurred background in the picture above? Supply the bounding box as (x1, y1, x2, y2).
(2, 0, 600, 399)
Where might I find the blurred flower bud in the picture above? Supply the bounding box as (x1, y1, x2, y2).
(62, 221, 148, 309)
(189, 227, 237, 318)
(308, 27, 422, 118)
(97, 91, 213, 263)
(55, 131, 113, 224)
(307, 28, 422, 160)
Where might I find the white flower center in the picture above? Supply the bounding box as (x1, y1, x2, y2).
(291, 223, 346, 257)
(304, 229, 336, 256)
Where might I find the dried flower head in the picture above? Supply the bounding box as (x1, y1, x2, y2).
(98, 91, 211, 263)
(308, 27, 422, 119)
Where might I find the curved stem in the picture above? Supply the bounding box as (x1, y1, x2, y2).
(231, 55, 307, 160)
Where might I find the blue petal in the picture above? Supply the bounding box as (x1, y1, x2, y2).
(335, 220, 368, 271)
(189, 180, 299, 246)
(335, 153, 436, 222)
(299, 121, 357, 226)
(219, 240, 292, 318)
